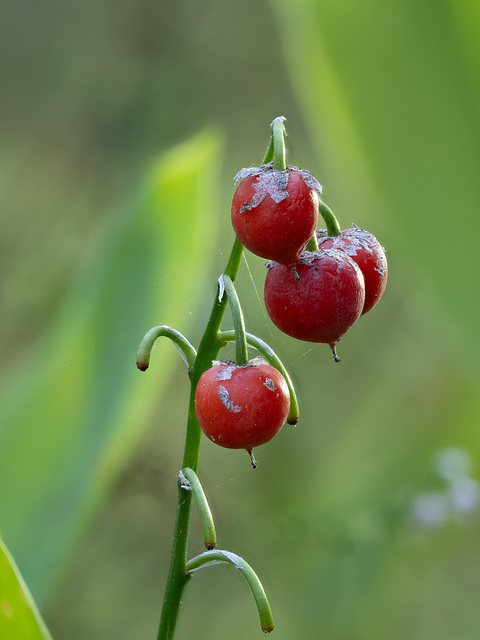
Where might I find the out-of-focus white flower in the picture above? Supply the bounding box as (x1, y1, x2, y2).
(411, 493, 450, 528)
(434, 448, 472, 482)
(448, 477, 480, 515)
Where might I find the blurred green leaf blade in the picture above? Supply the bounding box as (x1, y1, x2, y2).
(0, 538, 53, 640)
(0, 129, 223, 603)
(270, 0, 480, 372)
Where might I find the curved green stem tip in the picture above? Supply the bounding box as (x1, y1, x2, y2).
(221, 275, 249, 366)
(186, 550, 274, 633)
(179, 468, 217, 550)
(318, 200, 341, 237)
(270, 116, 287, 172)
(136, 325, 197, 371)
(218, 330, 300, 425)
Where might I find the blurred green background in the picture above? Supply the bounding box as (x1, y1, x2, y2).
(2, 0, 480, 638)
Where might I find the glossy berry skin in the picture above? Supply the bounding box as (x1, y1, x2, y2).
(195, 361, 290, 455)
(264, 250, 365, 349)
(231, 169, 319, 266)
(317, 226, 387, 314)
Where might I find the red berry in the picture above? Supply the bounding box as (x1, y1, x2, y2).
(264, 250, 365, 359)
(317, 226, 387, 314)
(231, 164, 321, 266)
(195, 359, 290, 463)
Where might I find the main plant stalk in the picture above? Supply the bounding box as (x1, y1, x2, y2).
(156, 238, 244, 640)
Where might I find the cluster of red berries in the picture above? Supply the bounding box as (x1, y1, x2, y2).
(232, 162, 387, 358)
(195, 160, 387, 464)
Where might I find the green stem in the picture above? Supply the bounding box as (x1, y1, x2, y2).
(263, 136, 274, 165)
(156, 237, 244, 640)
(218, 330, 300, 425)
(271, 116, 287, 171)
(180, 468, 217, 550)
(319, 200, 341, 237)
(157, 129, 282, 637)
(222, 275, 248, 365)
(136, 325, 197, 372)
(305, 234, 319, 252)
(186, 550, 274, 633)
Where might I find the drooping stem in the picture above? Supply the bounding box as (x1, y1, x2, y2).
(319, 200, 341, 237)
(180, 468, 217, 550)
(271, 116, 287, 171)
(222, 275, 248, 366)
(263, 135, 274, 165)
(157, 237, 244, 640)
(186, 550, 274, 633)
(305, 234, 319, 252)
(218, 330, 300, 425)
(136, 325, 197, 372)
(156, 125, 280, 639)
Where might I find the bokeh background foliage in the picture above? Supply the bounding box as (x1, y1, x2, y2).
(1, 0, 480, 639)
(0, 538, 52, 640)
(0, 130, 222, 599)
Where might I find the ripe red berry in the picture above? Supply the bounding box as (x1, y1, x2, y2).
(317, 226, 387, 314)
(264, 250, 365, 360)
(195, 359, 290, 465)
(231, 163, 321, 266)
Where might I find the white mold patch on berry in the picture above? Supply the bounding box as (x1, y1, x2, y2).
(292, 167, 323, 195)
(324, 248, 358, 269)
(240, 170, 290, 212)
(264, 377, 276, 392)
(299, 248, 363, 274)
(232, 164, 270, 186)
(212, 358, 267, 382)
(234, 162, 322, 213)
(317, 226, 383, 257)
(297, 250, 320, 266)
(217, 385, 241, 413)
(347, 224, 379, 245)
(247, 356, 268, 367)
(214, 366, 235, 381)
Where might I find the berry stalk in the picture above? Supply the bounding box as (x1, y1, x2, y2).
(186, 550, 274, 633)
(305, 233, 319, 252)
(156, 136, 276, 639)
(319, 200, 341, 237)
(262, 135, 274, 165)
(217, 329, 300, 425)
(156, 238, 244, 640)
(179, 468, 217, 550)
(222, 274, 249, 366)
(152, 115, 387, 637)
(136, 325, 197, 372)
(271, 116, 287, 171)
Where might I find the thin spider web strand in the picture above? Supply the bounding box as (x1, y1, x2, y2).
(242, 253, 279, 351)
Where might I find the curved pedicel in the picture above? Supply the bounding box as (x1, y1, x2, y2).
(179, 468, 217, 550)
(318, 200, 341, 237)
(220, 274, 249, 366)
(271, 115, 287, 171)
(186, 549, 274, 633)
(218, 329, 300, 425)
(150, 119, 296, 639)
(136, 325, 197, 372)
